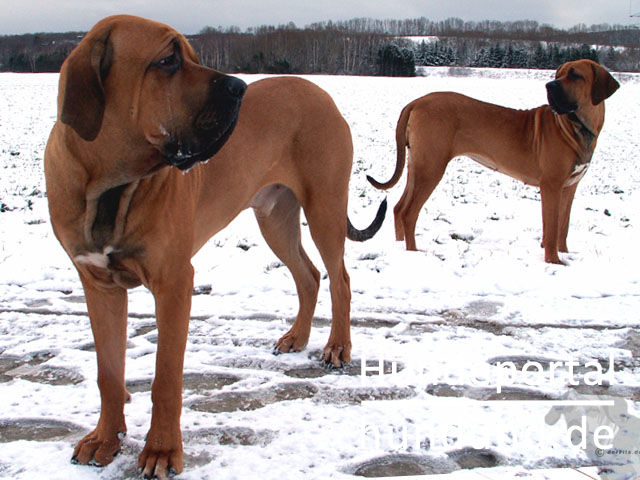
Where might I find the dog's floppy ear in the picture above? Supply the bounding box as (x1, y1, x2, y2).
(60, 28, 113, 141)
(591, 63, 620, 105)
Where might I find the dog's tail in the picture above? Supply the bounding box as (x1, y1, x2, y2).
(347, 198, 387, 242)
(366, 102, 413, 190)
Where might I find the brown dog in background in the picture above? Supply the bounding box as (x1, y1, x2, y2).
(367, 59, 619, 264)
(44, 15, 385, 478)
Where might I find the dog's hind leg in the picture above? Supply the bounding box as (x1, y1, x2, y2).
(396, 150, 448, 251)
(393, 184, 410, 242)
(302, 193, 351, 367)
(253, 185, 321, 354)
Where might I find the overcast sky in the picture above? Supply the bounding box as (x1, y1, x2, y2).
(1, 0, 637, 35)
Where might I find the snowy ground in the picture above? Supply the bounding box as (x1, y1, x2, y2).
(0, 67, 639, 480)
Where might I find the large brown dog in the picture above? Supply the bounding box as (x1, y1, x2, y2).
(367, 59, 619, 264)
(44, 15, 385, 478)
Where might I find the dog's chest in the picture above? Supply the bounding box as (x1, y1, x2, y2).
(74, 246, 142, 289)
(566, 161, 590, 187)
(566, 139, 594, 187)
(74, 246, 114, 269)
(73, 181, 145, 289)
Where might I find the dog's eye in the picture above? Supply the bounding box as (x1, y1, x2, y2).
(568, 69, 582, 81)
(156, 51, 181, 73)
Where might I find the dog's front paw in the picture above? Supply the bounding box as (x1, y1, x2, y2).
(545, 254, 566, 265)
(274, 329, 309, 354)
(138, 431, 182, 479)
(72, 427, 125, 467)
(323, 341, 351, 368)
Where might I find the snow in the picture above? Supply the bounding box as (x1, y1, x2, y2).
(0, 67, 639, 479)
(401, 36, 440, 44)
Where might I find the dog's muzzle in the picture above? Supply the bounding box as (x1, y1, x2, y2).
(164, 75, 247, 171)
(546, 80, 577, 115)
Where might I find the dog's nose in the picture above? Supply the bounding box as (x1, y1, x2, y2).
(224, 76, 247, 99)
(545, 80, 560, 102)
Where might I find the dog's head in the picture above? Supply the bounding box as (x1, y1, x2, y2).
(546, 59, 619, 115)
(58, 15, 246, 172)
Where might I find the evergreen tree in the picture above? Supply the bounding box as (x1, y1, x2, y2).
(488, 43, 506, 67)
(604, 46, 617, 68)
(377, 43, 416, 76)
(550, 44, 564, 67)
(532, 43, 551, 68)
(471, 48, 490, 67)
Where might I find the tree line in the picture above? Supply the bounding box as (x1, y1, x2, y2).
(309, 17, 640, 47)
(415, 39, 602, 69)
(0, 31, 81, 72)
(1, 17, 638, 75)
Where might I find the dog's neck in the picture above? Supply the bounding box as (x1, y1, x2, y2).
(568, 112, 596, 145)
(67, 131, 171, 253)
(552, 109, 598, 165)
(49, 142, 155, 257)
(567, 112, 599, 167)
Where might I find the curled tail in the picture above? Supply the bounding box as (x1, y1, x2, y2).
(366, 102, 413, 190)
(347, 198, 387, 242)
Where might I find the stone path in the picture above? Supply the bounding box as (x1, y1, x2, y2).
(1, 296, 639, 479)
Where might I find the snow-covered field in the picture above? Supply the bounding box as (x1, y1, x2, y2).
(0, 67, 638, 480)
